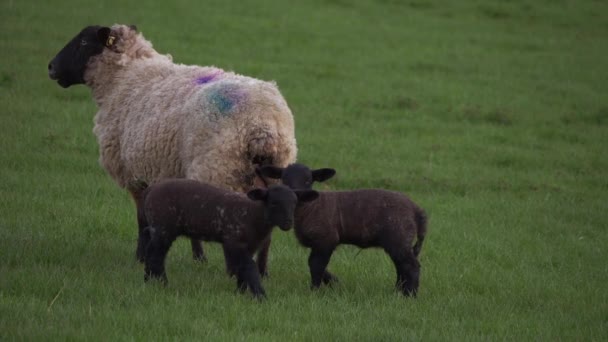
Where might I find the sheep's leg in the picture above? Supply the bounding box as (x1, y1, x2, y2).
(135, 203, 148, 263)
(144, 231, 174, 285)
(136, 226, 153, 262)
(308, 248, 335, 289)
(232, 249, 266, 299)
(190, 239, 207, 262)
(400, 257, 420, 297)
(386, 247, 420, 297)
(223, 245, 238, 278)
(256, 237, 271, 278)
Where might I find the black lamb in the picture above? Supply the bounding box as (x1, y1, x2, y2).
(259, 163, 427, 296)
(128, 178, 318, 299)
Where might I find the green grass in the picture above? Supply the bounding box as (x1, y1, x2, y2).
(1, 0, 607, 340)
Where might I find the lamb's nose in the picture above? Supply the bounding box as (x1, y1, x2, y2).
(48, 62, 57, 79)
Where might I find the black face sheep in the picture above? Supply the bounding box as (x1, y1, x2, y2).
(48, 25, 298, 264)
(258, 163, 336, 191)
(259, 164, 427, 297)
(129, 179, 318, 299)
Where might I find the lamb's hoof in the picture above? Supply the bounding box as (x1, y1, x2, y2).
(310, 283, 322, 291)
(402, 289, 417, 298)
(144, 273, 168, 286)
(253, 293, 267, 302)
(136, 250, 146, 264)
(322, 273, 339, 286)
(260, 270, 270, 278)
(252, 291, 267, 301)
(235, 284, 247, 294)
(193, 254, 207, 263)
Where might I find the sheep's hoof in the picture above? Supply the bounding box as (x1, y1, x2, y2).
(253, 293, 267, 301)
(251, 289, 267, 301)
(193, 254, 207, 263)
(402, 288, 417, 298)
(136, 248, 146, 263)
(144, 272, 168, 286)
(322, 272, 339, 286)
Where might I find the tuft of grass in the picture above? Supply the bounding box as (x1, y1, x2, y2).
(1, 0, 608, 340)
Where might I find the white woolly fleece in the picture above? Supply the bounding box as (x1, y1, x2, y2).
(84, 25, 297, 192)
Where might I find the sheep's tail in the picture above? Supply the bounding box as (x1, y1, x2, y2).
(412, 207, 427, 257)
(246, 124, 295, 188)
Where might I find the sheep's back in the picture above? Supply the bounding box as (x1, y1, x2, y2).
(94, 62, 295, 189)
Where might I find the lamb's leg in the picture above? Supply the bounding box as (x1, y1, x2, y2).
(190, 239, 206, 262)
(144, 230, 174, 285)
(223, 245, 237, 278)
(308, 248, 335, 289)
(256, 237, 271, 278)
(134, 201, 148, 263)
(386, 247, 420, 297)
(136, 226, 153, 262)
(233, 249, 266, 299)
(399, 257, 420, 297)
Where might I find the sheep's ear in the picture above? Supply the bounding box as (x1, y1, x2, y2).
(312, 168, 336, 182)
(257, 165, 284, 179)
(97, 27, 114, 47)
(294, 190, 319, 203)
(247, 188, 268, 201)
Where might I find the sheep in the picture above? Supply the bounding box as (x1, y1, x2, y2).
(258, 163, 427, 296)
(47, 24, 297, 266)
(128, 178, 318, 299)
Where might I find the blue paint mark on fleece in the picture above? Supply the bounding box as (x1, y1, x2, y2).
(207, 83, 246, 116)
(210, 91, 234, 113)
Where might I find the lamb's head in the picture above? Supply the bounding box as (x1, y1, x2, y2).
(48, 24, 139, 88)
(258, 163, 336, 190)
(247, 184, 318, 230)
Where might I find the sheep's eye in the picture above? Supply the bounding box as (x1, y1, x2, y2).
(80, 39, 88, 46)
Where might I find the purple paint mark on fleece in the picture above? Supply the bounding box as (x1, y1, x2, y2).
(195, 70, 223, 85)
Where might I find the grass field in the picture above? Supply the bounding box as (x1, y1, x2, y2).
(1, 0, 607, 340)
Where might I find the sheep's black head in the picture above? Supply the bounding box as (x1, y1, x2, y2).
(48, 25, 114, 88)
(258, 163, 336, 190)
(247, 184, 318, 231)
(47, 24, 136, 88)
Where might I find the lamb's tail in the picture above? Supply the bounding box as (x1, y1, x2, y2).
(126, 179, 150, 202)
(126, 179, 150, 225)
(412, 207, 427, 257)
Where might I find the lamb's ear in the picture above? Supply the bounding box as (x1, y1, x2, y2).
(257, 165, 284, 179)
(312, 168, 336, 182)
(247, 188, 268, 201)
(294, 190, 319, 203)
(97, 27, 115, 47)
(129, 24, 138, 32)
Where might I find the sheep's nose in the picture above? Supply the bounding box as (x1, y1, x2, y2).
(279, 220, 294, 231)
(48, 62, 57, 79)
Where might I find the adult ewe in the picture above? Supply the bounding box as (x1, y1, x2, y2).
(48, 24, 297, 263)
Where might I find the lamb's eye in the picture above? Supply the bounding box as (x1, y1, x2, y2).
(80, 39, 88, 46)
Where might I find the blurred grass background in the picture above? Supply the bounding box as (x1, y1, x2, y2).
(1, 0, 607, 340)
